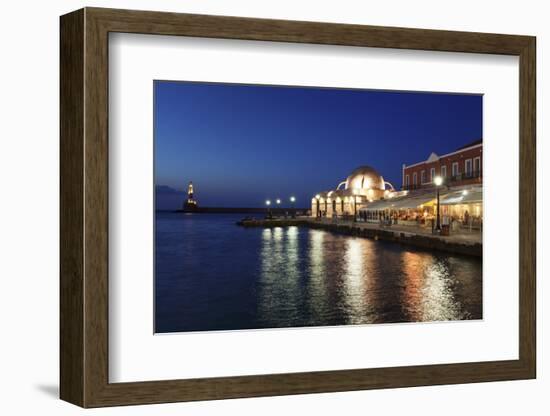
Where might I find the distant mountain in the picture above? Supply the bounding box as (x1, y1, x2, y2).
(155, 185, 185, 211)
(155, 185, 179, 194)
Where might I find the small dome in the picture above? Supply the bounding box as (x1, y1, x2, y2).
(345, 166, 385, 191)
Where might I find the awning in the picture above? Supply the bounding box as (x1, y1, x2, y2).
(359, 187, 482, 211)
(360, 195, 434, 211)
(392, 195, 435, 209)
(360, 199, 394, 211)
(440, 190, 482, 205)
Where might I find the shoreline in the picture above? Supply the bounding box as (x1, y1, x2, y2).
(237, 218, 482, 257)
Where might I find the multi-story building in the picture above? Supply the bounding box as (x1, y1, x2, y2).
(402, 139, 482, 190)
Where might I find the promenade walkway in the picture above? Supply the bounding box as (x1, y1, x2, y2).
(308, 218, 482, 245)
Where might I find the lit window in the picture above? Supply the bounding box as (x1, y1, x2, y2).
(474, 157, 481, 175)
(452, 162, 459, 176)
(465, 159, 472, 176)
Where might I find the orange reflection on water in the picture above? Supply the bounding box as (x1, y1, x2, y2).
(401, 251, 463, 322)
(401, 251, 426, 322)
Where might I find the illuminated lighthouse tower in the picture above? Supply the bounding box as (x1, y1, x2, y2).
(183, 181, 198, 211)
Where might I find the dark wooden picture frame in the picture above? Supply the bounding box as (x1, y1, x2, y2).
(60, 7, 536, 408)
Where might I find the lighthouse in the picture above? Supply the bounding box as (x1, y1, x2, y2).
(183, 181, 198, 211)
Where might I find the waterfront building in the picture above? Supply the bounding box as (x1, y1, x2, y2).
(401, 139, 482, 191)
(310, 166, 396, 218)
(359, 140, 483, 231)
(313, 140, 483, 232)
(183, 181, 198, 211)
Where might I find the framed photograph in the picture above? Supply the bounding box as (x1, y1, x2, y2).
(60, 7, 536, 407)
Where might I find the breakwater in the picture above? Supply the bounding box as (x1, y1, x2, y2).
(237, 218, 482, 257)
(175, 207, 308, 214)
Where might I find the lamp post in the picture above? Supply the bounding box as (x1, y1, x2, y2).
(433, 176, 443, 232)
(290, 196, 296, 218)
(266, 199, 271, 218)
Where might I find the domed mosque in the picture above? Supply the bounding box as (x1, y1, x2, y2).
(311, 166, 396, 218)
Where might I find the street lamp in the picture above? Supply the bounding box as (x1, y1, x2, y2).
(290, 196, 296, 218)
(433, 176, 443, 232)
(265, 199, 272, 218)
(275, 198, 281, 217)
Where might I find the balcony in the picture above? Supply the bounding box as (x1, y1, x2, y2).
(449, 170, 482, 182)
(402, 170, 481, 190)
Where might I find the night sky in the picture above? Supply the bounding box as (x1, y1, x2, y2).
(155, 81, 482, 209)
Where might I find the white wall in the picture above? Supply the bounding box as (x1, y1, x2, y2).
(0, 0, 546, 414)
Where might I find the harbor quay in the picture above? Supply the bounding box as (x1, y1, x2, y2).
(236, 217, 482, 257)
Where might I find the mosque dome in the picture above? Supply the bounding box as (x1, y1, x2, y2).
(345, 166, 385, 191)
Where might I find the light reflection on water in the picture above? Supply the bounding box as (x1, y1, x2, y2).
(155, 213, 482, 333)
(342, 238, 371, 324)
(401, 252, 465, 322)
(258, 227, 301, 326)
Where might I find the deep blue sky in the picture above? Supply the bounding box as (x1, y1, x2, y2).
(155, 81, 482, 209)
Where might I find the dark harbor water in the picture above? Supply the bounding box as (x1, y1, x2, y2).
(155, 212, 482, 333)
